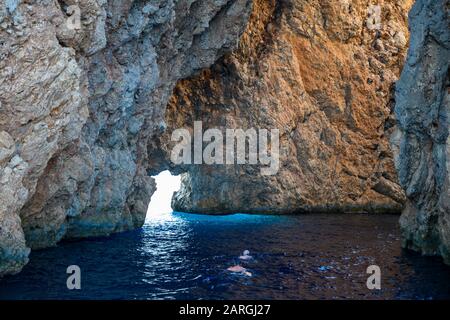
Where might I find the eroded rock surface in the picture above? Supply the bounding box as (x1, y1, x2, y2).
(3, 0, 448, 278)
(392, 0, 450, 264)
(162, 0, 411, 214)
(0, 0, 88, 276)
(0, 0, 252, 276)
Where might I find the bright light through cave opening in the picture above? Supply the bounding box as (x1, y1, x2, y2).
(146, 170, 181, 221)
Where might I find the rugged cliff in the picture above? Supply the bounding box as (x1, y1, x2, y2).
(2, 0, 448, 278)
(162, 0, 412, 214)
(392, 0, 450, 264)
(0, 0, 252, 276)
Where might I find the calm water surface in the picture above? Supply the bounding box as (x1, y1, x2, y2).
(1, 213, 449, 300)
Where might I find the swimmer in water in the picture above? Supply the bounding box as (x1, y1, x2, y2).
(227, 250, 253, 277)
(239, 250, 252, 261)
(227, 265, 252, 277)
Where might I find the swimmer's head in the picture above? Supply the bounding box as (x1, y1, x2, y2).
(243, 250, 250, 256)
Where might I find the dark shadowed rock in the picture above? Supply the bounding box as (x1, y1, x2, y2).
(392, 0, 450, 264)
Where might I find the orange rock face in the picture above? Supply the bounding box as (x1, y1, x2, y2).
(164, 0, 413, 214)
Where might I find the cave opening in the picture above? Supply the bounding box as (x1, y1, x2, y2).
(146, 170, 181, 222)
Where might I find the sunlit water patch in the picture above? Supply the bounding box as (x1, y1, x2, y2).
(0, 213, 449, 300)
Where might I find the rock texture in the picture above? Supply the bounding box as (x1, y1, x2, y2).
(392, 0, 450, 264)
(0, 0, 252, 276)
(162, 0, 412, 214)
(1, 0, 89, 277)
(3, 0, 447, 278)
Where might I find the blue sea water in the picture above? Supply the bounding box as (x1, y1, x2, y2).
(0, 212, 449, 300)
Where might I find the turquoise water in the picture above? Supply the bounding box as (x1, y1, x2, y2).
(0, 212, 449, 300)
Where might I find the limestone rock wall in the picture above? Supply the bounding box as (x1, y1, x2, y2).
(392, 0, 450, 264)
(2, 0, 449, 278)
(0, 0, 252, 276)
(163, 0, 412, 214)
(0, 0, 89, 277)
